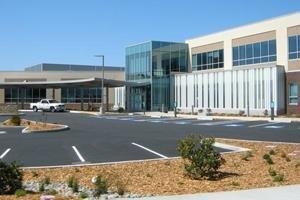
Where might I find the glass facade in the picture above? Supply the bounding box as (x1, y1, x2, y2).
(233, 39, 277, 66)
(61, 88, 102, 103)
(288, 35, 300, 60)
(125, 41, 188, 111)
(5, 88, 46, 103)
(192, 49, 224, 71)
(289, 83, 298, 105)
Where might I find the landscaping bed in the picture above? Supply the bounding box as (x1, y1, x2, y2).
(1, 138, 299, 199)
(17, 139, 300, 196)
(2, 117, 68, 133)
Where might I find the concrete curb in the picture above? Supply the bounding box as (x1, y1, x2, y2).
(22, 125, 69, 134)
(0, 113, 25, 116)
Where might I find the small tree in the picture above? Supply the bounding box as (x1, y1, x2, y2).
(0, 161, 23, 194)
(177, 135, 223, 179)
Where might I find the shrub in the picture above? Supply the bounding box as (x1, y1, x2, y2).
(45, 189, 58, 195)
(280, 151, 287, 158)
(31, 171, 38, 178)
(0, 161, 23, 195)
(118, 107, 125, 113)
(268, 168, 277, 177)
(238, 110, 245, 116)
(43, 177, 50, 185)
(285, 157, 291, 162)
(263, 109, 268, 116)
(269, 149, 276, 155)
(15, 189, 26, 197)
(295, 161, 300, 168)
(11, 115, 21, 126)
(177, 135, 223, 179)
(39, 183, 45, 192)
(72, 179, 79, 193)
(67, 176, 75, 188)
(273, 174, 284, 182)
(79, 192, 88, 199)
(93, 176, 108, 197)
(231, 181, 240, 187)
(263, 153, 274, 165)
(116, 180, 126, 196)
(242, 151, 253, 161)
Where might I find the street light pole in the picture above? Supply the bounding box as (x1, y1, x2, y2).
(95, 55, 105, 115)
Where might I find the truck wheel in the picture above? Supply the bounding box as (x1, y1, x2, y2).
(50, 107, 55, 112)
(33, 107, 38, 112)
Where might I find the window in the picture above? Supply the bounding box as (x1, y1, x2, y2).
(288, 35, 300, 60)
(289, 83, 298, 105)
(61, 88, 102, 103)
(192, 49, 224, 71)
(233, 39, 276, 66)
(5, 88, 46, 103)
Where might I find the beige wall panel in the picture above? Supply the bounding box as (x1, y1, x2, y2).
(288, 60, 300, 71)
(232, 31, 276, 46)
(0, 89, 4, 103)
(287, 25, 300, 36)
(191, 42, 223, 54)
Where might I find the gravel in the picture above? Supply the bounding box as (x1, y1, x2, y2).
(23, 182, 151, 199)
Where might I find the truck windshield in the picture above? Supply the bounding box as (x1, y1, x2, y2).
(48, 100, 58, 103)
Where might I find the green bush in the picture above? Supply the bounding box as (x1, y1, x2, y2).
(93, 176, 108, 197)
(72, 179, 79, 193)
(269, 149, 276, 155)
(11, 115, 21, 126)
(118, 107, 125, 113)
(39, 183, 45, 192)
(14, 189, 26, 197)
(273, 174, 284, 182)
(0, 161, 23, 195)
(268, 168, 277, 177)
(45, 189, 58, 195)
(31, 171, 38, 178)
(263, 154, 274, 165)
(79, 192, 88, 199)
(242, 151, 253, 161)
(43, 177, 50, 185)
(116, 180, 126, 196)
(177, 135, 223, 179)
(67, 176, 75, 188)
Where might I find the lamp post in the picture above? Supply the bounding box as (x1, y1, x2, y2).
(94, 55, 105, 115)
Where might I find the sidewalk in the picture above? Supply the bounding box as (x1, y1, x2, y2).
(123, 185, 300, 200)
(136, 111, 300, 122)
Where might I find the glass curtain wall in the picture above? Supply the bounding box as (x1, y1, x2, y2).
(151, 41, 188, 111)
(125, 41, 188, 111)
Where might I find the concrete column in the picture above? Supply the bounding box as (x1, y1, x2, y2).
(106, 87, 109, 111)
(80, 88, 83, 111)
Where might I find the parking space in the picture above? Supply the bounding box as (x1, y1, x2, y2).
(0, 112, 299, 167)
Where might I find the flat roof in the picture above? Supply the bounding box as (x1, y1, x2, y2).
(0, 77, 148, 88)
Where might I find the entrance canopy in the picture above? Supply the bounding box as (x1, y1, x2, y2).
(0, 77, 148, 88)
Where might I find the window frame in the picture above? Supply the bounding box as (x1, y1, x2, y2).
(289, 82, 298, 105)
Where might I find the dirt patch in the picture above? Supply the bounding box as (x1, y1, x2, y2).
(19, 139, 300, 196)
(2, 119, 66, 132)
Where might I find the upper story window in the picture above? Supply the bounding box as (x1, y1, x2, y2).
(289, 83, 298, 105)
(233, 39, 276, 67)
(288, 35, 300, 60)
(192, 49, 224, 71)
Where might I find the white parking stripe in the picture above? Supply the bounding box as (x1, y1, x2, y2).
(0, 131, 7, 134)
(265, 125, 284, 129)
(248, 122, 281, 128)
(132, 143, 168, 158)
(196, 120, 240, 126)
(0, 148, 11, 159)
(72, 146, 86, 162)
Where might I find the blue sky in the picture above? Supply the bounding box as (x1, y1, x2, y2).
(0, 0, 299, 70)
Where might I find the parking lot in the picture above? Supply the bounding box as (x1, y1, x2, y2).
(0, 112, 300, 167)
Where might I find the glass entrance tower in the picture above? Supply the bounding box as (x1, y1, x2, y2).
(125, 41, 188, 111)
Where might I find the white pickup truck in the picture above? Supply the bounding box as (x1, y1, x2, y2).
(30, 99, 65, 112)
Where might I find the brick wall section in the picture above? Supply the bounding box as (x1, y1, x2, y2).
(286, 71, 300, 115)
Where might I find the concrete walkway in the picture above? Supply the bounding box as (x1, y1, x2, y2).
(124, 185, 300, 200)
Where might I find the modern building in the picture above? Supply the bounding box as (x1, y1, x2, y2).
(125, 41, 188, 111)
(120, 12, 300, 116)
(0, 63, 125, 110)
